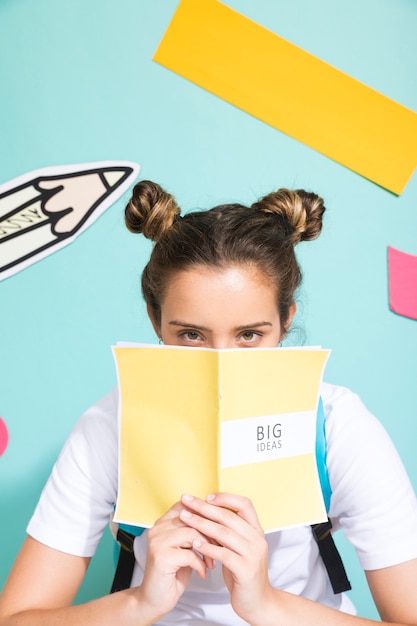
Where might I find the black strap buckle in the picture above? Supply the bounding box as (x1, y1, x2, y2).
(116, 528, 135, 553)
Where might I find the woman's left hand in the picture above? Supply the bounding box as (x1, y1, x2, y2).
(179, 493, 274, 625)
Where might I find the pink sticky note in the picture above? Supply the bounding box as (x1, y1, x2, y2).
(0, 417, 9, 456)
(388, 246, 417, 320)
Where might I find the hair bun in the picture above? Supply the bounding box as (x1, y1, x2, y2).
(252, 188, 325, 245)
(125, 180, 180, 241)
(293, 189, 326, 242)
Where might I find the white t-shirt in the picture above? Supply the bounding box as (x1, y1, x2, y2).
(27, 382, 417, 624)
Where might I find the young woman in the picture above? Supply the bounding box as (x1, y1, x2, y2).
(1, 180, 417, 626)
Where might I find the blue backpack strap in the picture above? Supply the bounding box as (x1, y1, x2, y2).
(315, 396, 332, 512)
(118, 523, 146, 537)
(312, 396, 351, 594)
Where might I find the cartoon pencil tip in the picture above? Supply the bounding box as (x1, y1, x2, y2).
(103, 169, 131, 188)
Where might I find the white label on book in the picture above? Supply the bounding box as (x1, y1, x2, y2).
(220, 410, 316, 468)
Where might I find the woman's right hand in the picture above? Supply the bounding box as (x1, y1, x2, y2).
(136, 500, 215, 621)
(0, 502, 213, 626)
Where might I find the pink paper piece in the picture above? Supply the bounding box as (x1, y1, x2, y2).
(0, 417, 9, 456)
(388, 246, 417, 320)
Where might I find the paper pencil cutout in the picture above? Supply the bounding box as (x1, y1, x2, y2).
(154, 0, 417, 195)
(388, 246, 417, 320)
(113, 344, 330, 533)
(0, 161, 140, 281)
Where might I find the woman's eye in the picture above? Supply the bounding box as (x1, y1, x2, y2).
(182, 331, 202, 341)
(240, 331, 259, 342)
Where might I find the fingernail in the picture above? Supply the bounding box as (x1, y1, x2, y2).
(193, 539, 202, 548)
(182, 493, 194, 502)
(180, 509, 192, 518)
(206, 494, 216, 502)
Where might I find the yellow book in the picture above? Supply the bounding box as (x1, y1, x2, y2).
(113, 344, 330, 532)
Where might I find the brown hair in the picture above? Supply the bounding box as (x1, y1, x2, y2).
(125, 180, 326, 333)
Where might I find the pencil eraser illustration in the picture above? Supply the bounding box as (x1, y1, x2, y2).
(0, 161, 140, 281)
(0, 417, 9, 456)
(388, 246, 417, 320)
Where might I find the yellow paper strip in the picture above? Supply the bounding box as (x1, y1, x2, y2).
(153, 0, 417, 195)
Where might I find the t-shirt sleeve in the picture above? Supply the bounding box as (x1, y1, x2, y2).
(26, 388, 119, 557)
(324, 383, 417, 571)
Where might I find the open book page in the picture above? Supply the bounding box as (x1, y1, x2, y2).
(113, 345, 219, 527)
(113, 344, 330, 532)
(218, 349, 329, 531)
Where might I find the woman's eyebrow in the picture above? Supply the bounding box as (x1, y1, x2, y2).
(168, 321, 273, 331)
(168, 320, 211, 331)
(235, 322, 272, 330)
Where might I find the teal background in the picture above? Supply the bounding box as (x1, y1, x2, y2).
(1, 0, 416, 617)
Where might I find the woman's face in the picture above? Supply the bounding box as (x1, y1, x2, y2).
(151, 265, 295, 349)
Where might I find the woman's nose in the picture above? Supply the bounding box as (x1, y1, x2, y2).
(208, 336, 234, 350)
